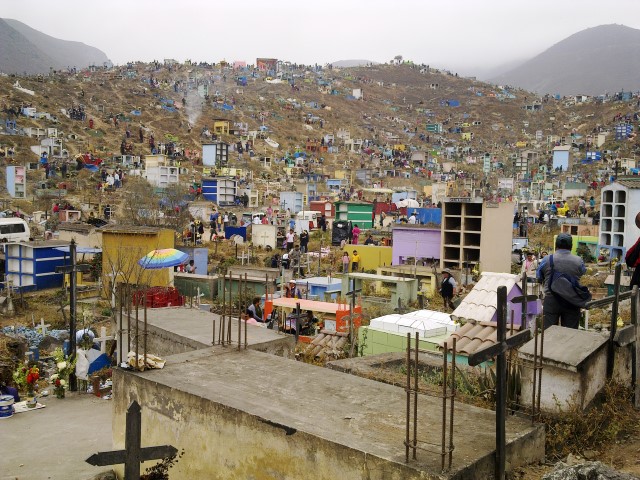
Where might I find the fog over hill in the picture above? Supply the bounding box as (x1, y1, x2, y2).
(489, 24, 640, 96)
(0, 18, 110, 74)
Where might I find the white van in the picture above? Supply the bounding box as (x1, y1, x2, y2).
(0, 218, 31, 243)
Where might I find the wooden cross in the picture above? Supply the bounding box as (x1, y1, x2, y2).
(345, 279, 362, 357)
(55, 240, 91, 391)
(36, 318, 51, 336)
(510, 273, 538, 329)
(86, 400, 177, 479)
(468, 286, 532, 480)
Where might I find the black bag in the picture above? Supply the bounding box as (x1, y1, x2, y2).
(548, 255, 592, 308)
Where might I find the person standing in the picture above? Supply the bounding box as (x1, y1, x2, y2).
(439, 269, 457, 311)
(299, 230, 309, 253)
(521, 250, 538, 282)
(209, 210, 219, 240)
(320, 214, 327, 232)
(351, 224, 361, 245)
(537, 233, 587, 329)
(285, 229, 295, 251)
(289, 245, 302, 277)
(342, 251, 350, 273)
(351, 250, 361, 272)
(223, 212, 229, 231)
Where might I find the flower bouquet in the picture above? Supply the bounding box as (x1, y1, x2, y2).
(50, 348, 75, 399)
(25, 365, 39, 408)
(50, 374, 67, 398)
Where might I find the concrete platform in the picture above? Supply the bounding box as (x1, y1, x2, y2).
(124, 306, 295, 357)
(113, 347, 545, 479)
(0, 393, 113, 480)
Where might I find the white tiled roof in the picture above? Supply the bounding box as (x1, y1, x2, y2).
(370, 310, 456, 338)
(451, 272, 519, 324)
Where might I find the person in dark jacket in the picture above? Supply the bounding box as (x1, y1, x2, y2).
(537, 233, 586, 329)
(299, 230, 309, 253)
(440, 269, 457, 311)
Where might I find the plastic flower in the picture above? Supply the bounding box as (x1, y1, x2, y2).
(50, 374, 59, 381)
(59, 379, 66, 386)
(57, 361, 67, 371)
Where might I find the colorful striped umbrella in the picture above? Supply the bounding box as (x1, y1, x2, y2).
(137, 248, 189, 270)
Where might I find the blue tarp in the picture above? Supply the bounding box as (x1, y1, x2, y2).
(225, 226, 248, 240)
(88, 353, 111, 374)
(84, 164, 99, 172)
(413, 208, 442, 225)
(130, 110, 141, 116)
(162, 105, 176, 112)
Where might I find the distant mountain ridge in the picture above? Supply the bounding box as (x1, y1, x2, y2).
(0, 18, 110, 74)
(490, 24, 640, 96)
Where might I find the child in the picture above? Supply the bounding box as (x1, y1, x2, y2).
(342, 252, 350, 273)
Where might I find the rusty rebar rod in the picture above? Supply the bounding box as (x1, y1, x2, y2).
(238, 273, 242, 351)
(126, 286, 131, 356)
(118, 286, 123, 365)
(448, 337, 456, 469)
(220, 272, 226, 345)
(135, 297, 139, 371)
(405, 332, 411, 463)
(536, 318, 545, 419)
(244, 274, 248, 349)
(143, 287, 148, 370)
(413, 332, 418, 460)
(441, 340, 448, 472)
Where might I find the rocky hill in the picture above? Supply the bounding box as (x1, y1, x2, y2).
(490, 24, 640, 96)
(0, 19, 110, 75)
(0, 61, 637, 217)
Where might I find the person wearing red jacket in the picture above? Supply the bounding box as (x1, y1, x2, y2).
(625, 212, 640, 288)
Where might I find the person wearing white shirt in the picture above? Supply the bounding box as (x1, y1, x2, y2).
(285, 229, 295, 250)
(408, 213, 417, 224)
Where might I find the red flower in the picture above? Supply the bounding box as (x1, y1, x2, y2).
(55, 379, 61, 387)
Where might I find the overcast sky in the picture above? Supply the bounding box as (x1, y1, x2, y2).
(4, 0, 640, 76)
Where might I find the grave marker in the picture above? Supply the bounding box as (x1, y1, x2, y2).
(95, 326, 114, 354)
(36, 318, 51, 336)
(86, 400, 177, 479)
(345, 279, 362, 357)
(469, 286, 532, 480)
(510, 273, 538, 328)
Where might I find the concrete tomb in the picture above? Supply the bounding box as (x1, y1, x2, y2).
(113, 306, 545, 479)
(518, 326, 632, 413)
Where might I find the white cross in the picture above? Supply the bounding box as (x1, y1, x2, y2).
(94, 326, 114, 354)
(36, 318, 51, 336)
